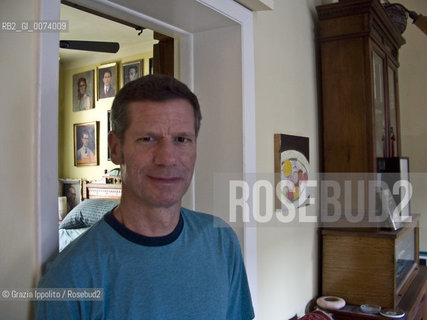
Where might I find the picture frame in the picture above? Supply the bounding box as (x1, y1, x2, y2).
(97, 62, 118, 100)
(122, 60, 143, 86)
(72, 70, 95, 112)
(74, 121, 99, 166)
(58, 178, 82, 214)
(274, 134, 310, 210)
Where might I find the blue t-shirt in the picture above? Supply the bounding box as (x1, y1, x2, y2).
(36, 208, 254, 320)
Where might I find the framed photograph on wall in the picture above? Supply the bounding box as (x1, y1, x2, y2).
(97, 62, 117, 100)
(122, 60, 143, 86)
(58, 178, 82, 214)
(74, 121, 99, 166)
(72, 70, 94, 112)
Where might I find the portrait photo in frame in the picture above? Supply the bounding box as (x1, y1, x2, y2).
(97, 62, 117, 100)
(72, 70, 94, 112)
(58, 178, 82, 214)
(74, 121, 99, 166)
(122, 60, 143, 86)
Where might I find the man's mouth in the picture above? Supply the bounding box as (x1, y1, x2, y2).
(148, 175, 182, 183)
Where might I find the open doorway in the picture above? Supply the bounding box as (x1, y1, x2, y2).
(58, 3, 176, 215)
(39, 0, 257, 307)
(58, 3, 155, 184)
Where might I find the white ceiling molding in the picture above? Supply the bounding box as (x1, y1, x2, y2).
(233, 0, 273, 11)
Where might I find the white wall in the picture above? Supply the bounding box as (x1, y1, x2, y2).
(193, 25, 243, 240)
(398, 0, 427, 252)
(253, 0, 322, 318)
(0, 0, 42, 318)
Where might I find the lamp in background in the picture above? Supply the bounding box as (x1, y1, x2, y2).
(383, 1, 427, 35)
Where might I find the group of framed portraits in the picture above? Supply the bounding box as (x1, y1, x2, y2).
(72, 59, 144, 112)
(72, 59, 144, 167)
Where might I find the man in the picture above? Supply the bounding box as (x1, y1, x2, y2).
(36, 74, 254, 320)
(99, 69, 115, 98)
(65, 185, 77, 213)
(76, 130, 95, 164)
(127, 65, 138, 82)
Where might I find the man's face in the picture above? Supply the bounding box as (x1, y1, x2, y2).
(128, 68, 137, 81)
(82, 133, 89, 147)
(103, 72, 112, 86)
(109, 99, 197, 209)
(67, 187, 76, 203)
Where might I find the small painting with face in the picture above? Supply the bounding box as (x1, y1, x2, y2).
(74, 121, 99, 166)
(98, 63, 117, 100)
(72, 70, 94, 111)
(63, 183, 78, 213)
(122, 60, 142, 86)
(59, 179, 82, 214)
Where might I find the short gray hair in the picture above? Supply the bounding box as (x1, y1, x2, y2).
(111, 74, 202, 142)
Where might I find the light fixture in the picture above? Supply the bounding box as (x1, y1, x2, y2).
(383, 1, 427, 35)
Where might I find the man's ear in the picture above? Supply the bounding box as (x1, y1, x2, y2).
(108, 131, 122, 165)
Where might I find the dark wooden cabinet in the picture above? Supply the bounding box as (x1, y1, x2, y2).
(316, 1, 426, 318)
(317, 0, 405, 173)
(324, 266, 427, 320)
(322, 218, 420, 309)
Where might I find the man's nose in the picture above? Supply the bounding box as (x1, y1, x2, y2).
(154, 140, 176, 166)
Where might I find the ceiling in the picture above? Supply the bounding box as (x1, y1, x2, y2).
(59, 4, 156, 65)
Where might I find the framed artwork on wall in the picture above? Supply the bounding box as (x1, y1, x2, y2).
(122, 60, 143, 86)
(58, 178, 82, 214)
(74, 121, 99, 166)
(274, 134, 310, 210)
(72, 70, 94, 112)
(97, 62, 117, 100)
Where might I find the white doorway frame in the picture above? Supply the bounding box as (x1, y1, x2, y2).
(38, 0, 257, 311)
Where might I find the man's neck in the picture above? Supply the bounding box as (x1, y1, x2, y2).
(113, 196, 181, 237)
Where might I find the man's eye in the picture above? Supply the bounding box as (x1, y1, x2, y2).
(138, 136, 155, 142)
(176, 137, 191, 143)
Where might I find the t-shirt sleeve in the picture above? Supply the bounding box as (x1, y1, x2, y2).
(226, 230, 255, 320)
(35, 275, 82, 320)
(34, 243, 99, 320)
(35, 300, 80, 320)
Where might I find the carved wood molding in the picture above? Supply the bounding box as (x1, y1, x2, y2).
(317, 0, 405, 50)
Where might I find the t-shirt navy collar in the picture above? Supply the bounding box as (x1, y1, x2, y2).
(103, 209, 184, 246)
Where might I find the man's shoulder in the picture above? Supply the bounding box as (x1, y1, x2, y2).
(181, 207, 229, 227)
(180, 207, 238, 242)
(39, 221, 111, 287)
